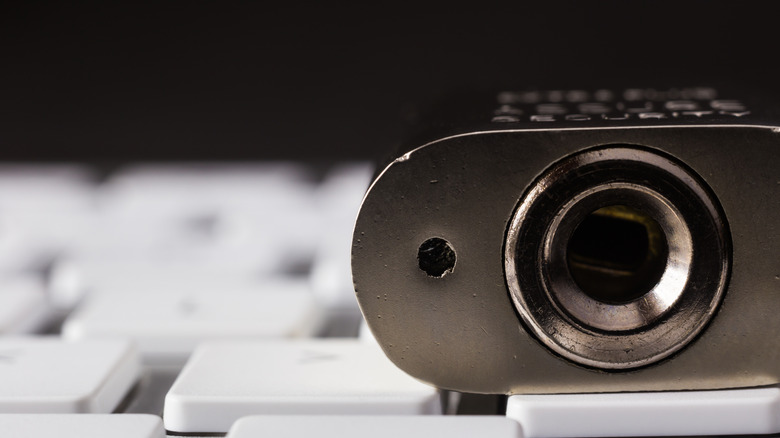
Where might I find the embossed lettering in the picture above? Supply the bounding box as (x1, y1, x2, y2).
(638, 112, 667, 119)
(594, 89, 614, 102)
(493, 87, 751, 125)
(497, 91, 521, 104)
(546, 90, 565, 102)
(719, 110, 751, 117)
(711, 100, 747, 111)
(620, 102, 654, 113)
(565, 90, 588, 102)
(536, 104, 568, 115)
(665, 100, 699, 111)
(602, 113, 630, 120)
(494, 105, 523, 116)
(578, 102, 612, 114)
(491, 115, 521, 123)
(681, 110, 714, 117)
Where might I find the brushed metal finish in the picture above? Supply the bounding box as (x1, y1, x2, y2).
(353, 125, 779, 395)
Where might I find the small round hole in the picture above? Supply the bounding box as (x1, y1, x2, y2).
(418, 237, 456, 277)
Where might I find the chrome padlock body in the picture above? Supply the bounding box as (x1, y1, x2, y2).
(352, 87, 780, 394)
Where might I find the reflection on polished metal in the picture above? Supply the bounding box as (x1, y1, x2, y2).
(353, 89, 778, 394)
(544, 183, 692, 332)
(504, 147, 730, 370)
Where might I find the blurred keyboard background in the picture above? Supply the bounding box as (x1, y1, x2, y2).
(1, 2, 777, 436)
(0, 161, 518, 437)
(0, 161, 484, 436)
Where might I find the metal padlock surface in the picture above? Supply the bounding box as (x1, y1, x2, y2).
(352, 87, 780, 394)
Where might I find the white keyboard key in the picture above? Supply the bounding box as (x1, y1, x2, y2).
(62, 285, 319, 366)
(0, 277, 50, 334)
(0, 167, 97, 268)
(101, 163, 317, 217)
(0, 217, 42, 272)
(506, 387, 780, 437)
(227, 415, 524, 438)
(49, 258, 294, 309)
(3, 209, 98, 242)
(104, 162, 313, 192)
(62, 213, 285, 272)
(315, 163, 373, 221)
(164, 339, 441, 433)
(358, 319, 380, 346)
(0, 164, 96, 211)
(309, 163, 373, 327)
(96, 164, 322, 264)
(0, 338, 140, 413)
(309, 229, 361, 329)
(0, 211, 99, 272)
(226, 208, 323, 266)
(0, 414, 165, 438)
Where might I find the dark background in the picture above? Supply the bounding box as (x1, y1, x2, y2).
(1, 2, 776, 162)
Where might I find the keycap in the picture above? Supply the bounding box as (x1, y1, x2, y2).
(309, 163, 373, 333)
(102, 163, 314, 204)
(58, 213, 287, 274)
(309, 228, 361, 336)
(0, 277, 50, 334)
(61, 284, 319, 366)
(0, 216, 39, 272)
(505, 387, 780, 437)
(0, 164, 96, 211)
(226, 415, 524, 438)
(0, 338, 140, 413)
(164, 339, 441, 433)
(314, 163, 374, 221)
(99, 163, 318, 229)
(358, 319, 380, 346)
(86, 164, 322, 268)
(0, 414, 165, 438)
(0, 214, 100, 273)
(48, 257, 298, 309)
(0, 166, 98, 271)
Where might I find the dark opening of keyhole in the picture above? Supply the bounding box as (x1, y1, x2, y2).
(566, 205, 668, 304)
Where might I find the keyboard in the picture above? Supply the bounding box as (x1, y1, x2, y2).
(0, 162, 517, 437)
(0, 162, 774, 438)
